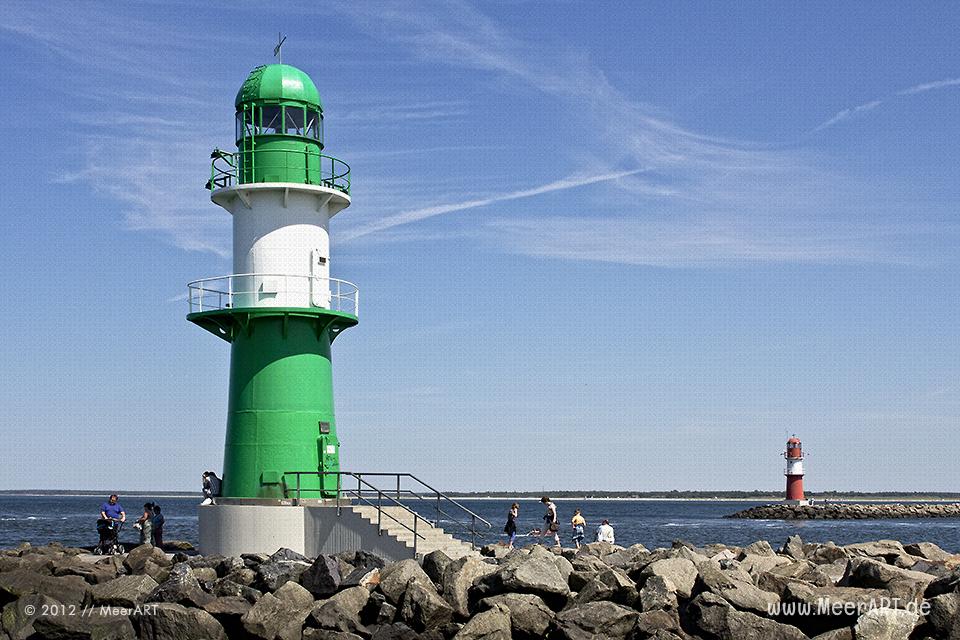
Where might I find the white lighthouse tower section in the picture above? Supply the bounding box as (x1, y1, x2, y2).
(212, 183, 350, 309)
(785, 458, 803, 476)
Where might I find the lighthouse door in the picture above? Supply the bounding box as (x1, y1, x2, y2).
(310, 249, 331, 308)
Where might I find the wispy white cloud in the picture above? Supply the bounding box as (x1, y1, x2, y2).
(811, 100, 883, 133)
(898, 77, 960, 95)
(341, 169, 644, 241)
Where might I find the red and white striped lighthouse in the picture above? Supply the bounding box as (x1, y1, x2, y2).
(784, 436, 807, 504)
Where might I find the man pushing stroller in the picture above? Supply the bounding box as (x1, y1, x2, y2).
(95, 494, 126, 554)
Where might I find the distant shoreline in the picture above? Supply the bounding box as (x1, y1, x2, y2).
(2, 490, 959, 502)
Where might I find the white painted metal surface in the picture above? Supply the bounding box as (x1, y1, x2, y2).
(785, 459, 804, 476)
(188, 273, 359, 315)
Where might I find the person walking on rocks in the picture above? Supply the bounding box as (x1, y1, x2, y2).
(504, 503, 519, 548)
(540, 496, 560, 547)
(571, 509, 586, 549)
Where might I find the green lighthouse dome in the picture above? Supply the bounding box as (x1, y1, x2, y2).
(235, 64, 322, 110)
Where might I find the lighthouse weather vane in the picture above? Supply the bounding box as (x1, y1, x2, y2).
(273, 32, 287, 64)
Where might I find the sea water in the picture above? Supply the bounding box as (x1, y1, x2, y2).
(1, 496, 958, 553)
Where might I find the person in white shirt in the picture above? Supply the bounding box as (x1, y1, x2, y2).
(540, 496, 561, 547)
(596, 519, 615, 544)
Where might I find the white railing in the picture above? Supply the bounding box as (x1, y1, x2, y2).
(187, 273, 359, 316)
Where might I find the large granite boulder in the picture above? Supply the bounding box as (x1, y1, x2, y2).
(310, 585, 372, 637)
(472, 550, 570, 609)
(379, 560, 434, 606)
(90, 574, 159, 607)
(421, 550, 453, 586)
(451, 603, 510, 640)
(840, 557, 935, 604)
(0, 570, 90, 608)
(137, 602, 227, 640)
(397, 579, 454, 632)
(926, 592, 960, 638)
(637, 558, 697, 599)
(124, 545, 171, 575)
(300, 555, 342, 598)
(686, 592, 806, 640)
(147, 563, 213, 608)
(638, 575, 678, 612)
(852, 607, 918, 640)
(1, 594, 60, 640)
(241, 581, 314, 640)
(440, 556, 497, 618)
(476, 593, 553, 639)
(552, 601, 638, 639)
(201, 596, 252, 639)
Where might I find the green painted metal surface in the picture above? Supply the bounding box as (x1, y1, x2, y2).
(188, 308, 356, 499)
(235, 64, 322, 109)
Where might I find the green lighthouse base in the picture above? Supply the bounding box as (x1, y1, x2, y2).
(188, 307, 357, 499)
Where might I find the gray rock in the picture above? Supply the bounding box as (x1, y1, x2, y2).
(808, 543, 850, 566)
(0, 570, 90, 608)
(137, 602, 227, 640)
(300, 555, 342, 598)
(638, 558, 697, 599)
(475, 549, 571, 609)
(379, 559, 434, 606)
(738, 553, 793, 575)
(552, 601, 638, 639)
(440, 556, 497, 618)
(33, 608, 136, 639)
(421, 550, 453, 586)
(567, 570, 596, 592)
(200, 596, 252, 639)
(268, 548, 310, 563)
(765, 559, 834, 586)
(572, 576, 615, 605)
(476, 593, 553, 639)
(257, 559, 311, 592)
(686, 591, 806, 640)
(843, 541, 907, 561)
(452, 604, 510, 640)
(1, 594, 59, 640)
(781, 535, 806, 560)
(241, 587, 313, 640)
(583, 567, 636, 606)
(341, 566, 380, 590)
(927, 592, 960, 638)
(634, 609, 683, 638)
(853, 607, 918, 640)
(368, 622, 419, 639)
(310, 586, 372, 638)
(740, 540, 776, 557)
(397, 579, 454, 632)
(810, 629, 854, 640)
(903, 541, 952, 562)
(51, 557, 118, 585)
(840, 557, 935, 604)
(123, 545, 171, 575)
(147, 563, 214, 607)
(303, 630, 365, 640)
(578, 542, 619, 558)
(639, 575, 678, 612)
(90, 574, 159, 607)
(210, 577, 261, 603)
(600, 543, 649, 569)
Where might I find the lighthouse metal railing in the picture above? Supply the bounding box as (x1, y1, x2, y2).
(283, 471, 493, 553)
(187, 273, 359, 316)
(206, 147, 351, 194)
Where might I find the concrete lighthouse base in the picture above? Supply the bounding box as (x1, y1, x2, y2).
(198, 502, 419, 561)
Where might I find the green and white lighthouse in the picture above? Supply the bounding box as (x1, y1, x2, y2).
(188, 62, 356, 502)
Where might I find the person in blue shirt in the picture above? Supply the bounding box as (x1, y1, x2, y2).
(99, 494, 126, 523)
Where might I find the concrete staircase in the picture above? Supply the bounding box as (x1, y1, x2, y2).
(350, 505, 479, 560)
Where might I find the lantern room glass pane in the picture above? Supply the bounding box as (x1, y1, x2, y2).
(284, 106, 305, 135)
(244, 108, 255, 138)
(260, 106, 281, 134)
(306, 110, 320, 139)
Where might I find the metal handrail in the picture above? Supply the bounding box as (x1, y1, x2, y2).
(281, 471, 492, 551)
(187, 273, 359, 316)
(206, 147, 350, 194)
(285, 471, 427, 556)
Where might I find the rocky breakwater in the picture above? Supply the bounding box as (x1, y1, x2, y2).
(2, 536, 960, 639)
(728, 502, 960, 520)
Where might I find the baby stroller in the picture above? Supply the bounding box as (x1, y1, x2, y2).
(94, 518, 125, 555)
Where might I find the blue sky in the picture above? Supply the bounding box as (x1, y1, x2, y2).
(1, 1, 958, 492)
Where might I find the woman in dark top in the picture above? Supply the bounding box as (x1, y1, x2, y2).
(151, 505, 165, 549)
(504, 503, 519, 548)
